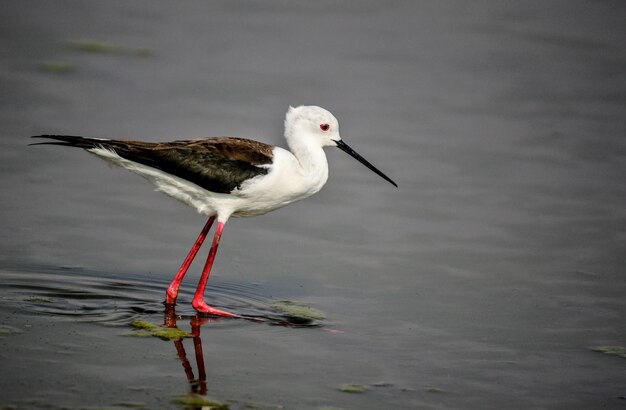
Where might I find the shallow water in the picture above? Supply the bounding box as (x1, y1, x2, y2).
(1, 266, 324, 327)
(1, 1, 625, 409)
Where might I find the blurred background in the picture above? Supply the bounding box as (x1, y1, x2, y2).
(1, 1, 625, 409)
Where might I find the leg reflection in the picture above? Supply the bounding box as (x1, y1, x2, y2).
(164, 306, 216, 396)
(191, 315, 207, 395)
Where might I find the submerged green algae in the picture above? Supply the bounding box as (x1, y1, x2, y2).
(128, 320, 191, 341)
(67, 39, 122, 54)
(338, 384, 368, 394)
(592, 346, 626, 359)
(67, 39, 154, 57)
(173, 393, 229, 409)
(272, 300, 325, 323)
(37, 61, 74, 74)
(129, 320, 159, 330)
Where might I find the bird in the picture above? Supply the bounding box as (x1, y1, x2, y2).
(31, 105, 397, 317)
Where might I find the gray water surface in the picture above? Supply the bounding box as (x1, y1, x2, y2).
(1, 1, 625, 409)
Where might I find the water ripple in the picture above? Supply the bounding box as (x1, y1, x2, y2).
(0, 266, 323, 327)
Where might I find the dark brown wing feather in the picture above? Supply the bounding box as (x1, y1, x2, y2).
(31, 135, 275, 194)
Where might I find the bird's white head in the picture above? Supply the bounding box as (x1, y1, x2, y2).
(284, 105, 398, 187)
(284, 105, 341, 148)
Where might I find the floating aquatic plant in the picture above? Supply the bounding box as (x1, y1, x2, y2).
(592, 346, 626, 359)
(338, 384, 368, 394)
(67, 39, 153, 57)
(129, 320, 159, 330)
(128, 320, 191, 341)
(172, 393, 228, 409)
(37, 61, 74, 74)
(272, 300, 325, 323)
(67, 39, 122, 54)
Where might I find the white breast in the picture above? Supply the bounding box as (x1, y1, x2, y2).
(232, 147, 329, 217)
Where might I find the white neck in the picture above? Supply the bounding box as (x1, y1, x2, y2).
(285, 130, 329, 188)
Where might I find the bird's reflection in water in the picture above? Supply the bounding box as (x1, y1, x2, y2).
(161, 303, 325, 405)
(163, 305, 211, 397)
(158, 304, 324, 409)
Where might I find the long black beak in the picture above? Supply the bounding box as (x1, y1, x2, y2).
(334, 139, 398, 187)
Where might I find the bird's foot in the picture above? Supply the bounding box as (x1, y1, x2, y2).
(165, 287, 178, 305)
(192, 298, 240, 318)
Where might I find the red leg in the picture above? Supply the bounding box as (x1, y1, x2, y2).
(165, 216, 216, 305)
(192, 322, 207, 395)
(192, 221, 239, 317)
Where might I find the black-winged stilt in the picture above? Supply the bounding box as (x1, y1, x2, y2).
(31, 105, 397, 317)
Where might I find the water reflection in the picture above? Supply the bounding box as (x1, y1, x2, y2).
(164, 306, 210, 398)
(161, 304, 324, 408)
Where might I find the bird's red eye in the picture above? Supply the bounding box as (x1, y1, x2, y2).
(320, 123, 330, 132)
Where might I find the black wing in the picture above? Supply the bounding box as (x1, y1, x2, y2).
(31, 135, 275, 194)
